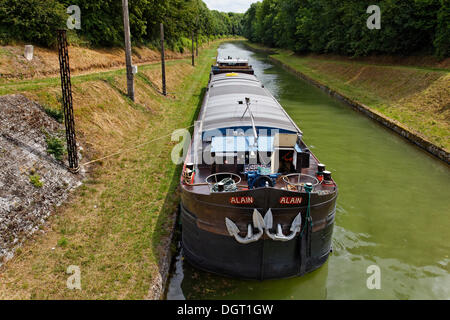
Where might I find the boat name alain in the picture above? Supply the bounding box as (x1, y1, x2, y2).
(177, 304, 274, 317)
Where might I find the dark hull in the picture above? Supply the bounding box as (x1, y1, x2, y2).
(180, 188, 336, 280)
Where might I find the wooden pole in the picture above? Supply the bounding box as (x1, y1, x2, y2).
(196, 33, 198, 57)
(191, 31, 195, 66)
(160, 23, 166, 96)
(122, 0, 134, 101)
(195, 8, 199, 57)
(195, 0, 199, 58)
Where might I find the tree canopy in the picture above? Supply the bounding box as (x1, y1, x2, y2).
(0, 0, 244, 49)
(242, 0, 449, 58)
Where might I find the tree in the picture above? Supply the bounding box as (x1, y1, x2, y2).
(0, 0, 243, 48)
(242, 0, 448, 58)
(434, 0, 450, 58)
(0, 0, 66, 46)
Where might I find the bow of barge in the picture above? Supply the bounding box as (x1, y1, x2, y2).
(180, 58, 337, 280)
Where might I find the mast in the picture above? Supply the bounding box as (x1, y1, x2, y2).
(241, 97, 258, 147)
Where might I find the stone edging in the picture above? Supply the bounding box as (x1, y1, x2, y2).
(146, 209, 178, 300)
(269, 56, 449, 164)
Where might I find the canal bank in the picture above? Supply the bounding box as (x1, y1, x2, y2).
(167, 41, 450, 300)
(269, 57, 449, 164)
(0, 40, 226, 299)
(243, 42, 450, 164)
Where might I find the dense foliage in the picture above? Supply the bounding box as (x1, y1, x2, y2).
(242, 0, 449, 58)
(0, 0, 66, 46)
(0, 0, 243, 49)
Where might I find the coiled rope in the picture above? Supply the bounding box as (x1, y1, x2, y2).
(211, 177, 238, 192)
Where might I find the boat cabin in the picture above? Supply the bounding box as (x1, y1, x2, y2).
(185, 71, 328, 192)
(212, 56, 254, 75)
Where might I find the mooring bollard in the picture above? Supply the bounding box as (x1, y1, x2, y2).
(24, 45, 34, 61)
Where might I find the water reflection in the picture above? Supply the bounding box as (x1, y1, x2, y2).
(167, 245, 329, 300)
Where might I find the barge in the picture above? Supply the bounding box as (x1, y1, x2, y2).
(180, 57, 337, 280)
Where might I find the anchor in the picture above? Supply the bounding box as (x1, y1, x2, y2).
(225, 209, 265, 244)
(264, 209, 302, 242)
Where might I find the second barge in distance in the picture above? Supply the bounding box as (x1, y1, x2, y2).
(180, 57, 337, 280)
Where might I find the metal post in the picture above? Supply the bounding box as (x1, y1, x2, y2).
(191, 31, 195, 66)
(122, 0, 134, 101)
(57, 30, 79, 173)
(160, 23, 166, 96)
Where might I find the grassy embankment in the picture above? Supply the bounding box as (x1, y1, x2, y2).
(0, 40, 222, 299)
(246, 42, 450, 151)
(0, 40, 218, 80)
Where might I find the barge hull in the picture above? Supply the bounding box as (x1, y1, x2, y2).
(181, 203, 335, 280)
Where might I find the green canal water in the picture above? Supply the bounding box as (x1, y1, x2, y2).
(166, 42, 450, 300)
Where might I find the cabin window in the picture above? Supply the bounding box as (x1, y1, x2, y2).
(280, 149, 295, 173)
(270, 133, 298, 174)
(271, 148, 295, 174)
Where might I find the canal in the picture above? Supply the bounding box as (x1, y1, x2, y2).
(167, 41, 450, 300)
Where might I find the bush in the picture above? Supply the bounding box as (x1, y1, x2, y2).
(45, 135, 65, 161)
(434, 0, 450, 58)
(57, 237, 68, 247)
(0, 0, 66, 47)
(29, 174, 43, 188)
(43, 105, 64, 123)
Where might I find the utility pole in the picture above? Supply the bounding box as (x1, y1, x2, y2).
(160, 23, 166, 96)
(191, 31, 195, 66)
(196, 33, 198, 57)
(195, 3, 199, 57)
(57, 30, 79, 173)
(122, 0, 134, 101)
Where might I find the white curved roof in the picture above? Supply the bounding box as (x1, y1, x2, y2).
(200, 73, 300, 133)
(217, 58, 249, 64)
